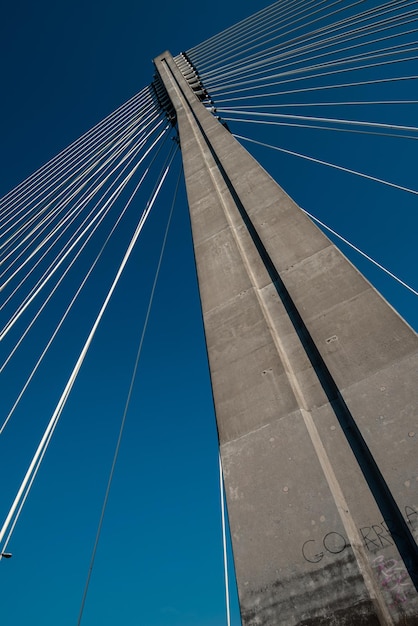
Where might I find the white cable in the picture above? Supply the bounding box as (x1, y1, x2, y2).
(219, 454, 231, 626)
(0, 129, 174, 549)
(0, 92, 157, 243)
(221, 116, 418, 141)
(300, 208, 418, 297)
(197, 0, 414, 74)
(234, 133, 418, 195)
(0, 122, 162, 316)
(0, 125, 169, 340)
(0, 422, 54, 555)
(0, 107, 161, 284)
(220, 100, 418, 108)
(1, 104, 159, 260)
(0, 134, 155, 318)
(192, 0, 323, 70)
(188, 0, 291, 58)
(0, 88, 147, 207)
(199, 0, 417, 82)
(1, 112, 163, 295)
(208, 52, 418, 99)
(204, 17, 418, 88)
(0, 88, 153, 220)
(214, 74, 418, 104)
(195, 0, 363, 72)
(195, 0, 384, 74)
(209, 44, 418, 95)
(1, 131, 174, 436)
(3, 120, 167, 306)
(0, 92, 154, 239)
(76, 150, 180, 626)
(219, 109, 418, 134)
(0, 132, 169, 378)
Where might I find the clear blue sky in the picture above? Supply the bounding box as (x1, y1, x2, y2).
(1, 1, 417, 625)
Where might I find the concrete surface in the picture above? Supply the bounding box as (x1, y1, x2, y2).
(154, 51, 418, 625)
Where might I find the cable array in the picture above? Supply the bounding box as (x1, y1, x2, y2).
(1, 3, 418, 625)
(183, 0, 418, 301)
(0, 83, 179, 554)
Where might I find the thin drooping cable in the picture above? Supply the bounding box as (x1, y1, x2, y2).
(0, 133, 176, 552)
(219, 454, 231, 626)
(76, 153, 181, 626)
(300, 208, 418, 297)
(234, 133, 418, 196)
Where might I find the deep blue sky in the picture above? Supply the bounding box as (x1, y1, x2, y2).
(0, 2, 264, 625)
(1, 1, 418, 625)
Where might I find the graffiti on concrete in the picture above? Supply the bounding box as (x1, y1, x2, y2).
(301, 505, 417, 561)
(302, 532, 348, 563)
(359, 522, 394, 551)
(372, 554, 413, 608)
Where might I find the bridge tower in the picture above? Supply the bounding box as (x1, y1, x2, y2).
(154, 51, 418, 625)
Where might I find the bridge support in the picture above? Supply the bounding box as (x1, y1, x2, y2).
(154, 51, 418, 625)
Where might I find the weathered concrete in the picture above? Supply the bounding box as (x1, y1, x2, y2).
(154, 51, 418, 625)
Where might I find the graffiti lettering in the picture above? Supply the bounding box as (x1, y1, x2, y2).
(360, 524, 393, 552)
(372, 555, 412, 608)
(301, 505, 417, 563)
(302, 532, 348, 563)
(302, 540, 323, 563)
(323, 531, 347, 554)
(405, 506, 418, 529)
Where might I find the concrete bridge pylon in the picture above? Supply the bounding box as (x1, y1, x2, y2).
(154, 51, 418, 625)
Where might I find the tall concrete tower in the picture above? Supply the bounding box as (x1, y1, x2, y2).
(154, 51, 418, 625)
